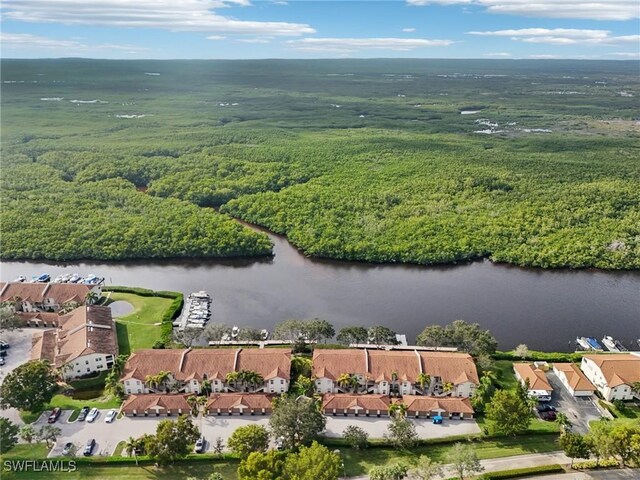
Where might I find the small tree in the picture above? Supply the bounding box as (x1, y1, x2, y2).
(209, 473, 224, 480)
(367, 326, 398, 346)
(385, 417, 418, 450)
(0, 360, 58, 412)
(282, 441, 341, 480)
(228, 424, 270, 459)
(269, 396, 326, 450)
(555, 412, 572, 432)
(586, 420, 613, 467)
(124, 436, 140, 465)
(369, 463, 409, 480)
(0, 418, 19, 453)
(445, 443, 483, 480)
(175, 327, 202, 348)
(19, 424, 37, 444)
(558, 432, 590, 467)
(38, 425, 61, 448)
(145, 415, 200, 464)
(212, 437, 225, 455)
(238, 450, 286, 480)
(204, 323, 231, 347)
(411, 455, 443, 480)
(515, 344, 529, 359)
(343, 425, 369, 449)
(485, 389, 533, 436)
(0, 310, 22, 331)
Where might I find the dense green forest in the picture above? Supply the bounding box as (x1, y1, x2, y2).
(1, 59, 639, 267)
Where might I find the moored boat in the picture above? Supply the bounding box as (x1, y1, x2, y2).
(261, 329, 269, 341)
(586, 337, 604, 351)
(576, 337, 591, 350)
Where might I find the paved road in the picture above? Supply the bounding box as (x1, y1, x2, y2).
(0, 328, 38, 426)
(523, 469, 640, 480)
(546, 371, 602, 434)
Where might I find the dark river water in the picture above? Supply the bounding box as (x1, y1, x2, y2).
(2, 224, 639, 352)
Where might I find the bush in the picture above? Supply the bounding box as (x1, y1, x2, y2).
(572, 458, 619, 470)
(492, 350, 584, 363)
(478, 464, 564, 479)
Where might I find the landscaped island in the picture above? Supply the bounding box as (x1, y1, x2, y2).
(1, 59, 639, 268)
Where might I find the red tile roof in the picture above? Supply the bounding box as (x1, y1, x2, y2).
(206, 393, 274, 411)
(402, 395, 474, 414)
(322, 394, 390, 412)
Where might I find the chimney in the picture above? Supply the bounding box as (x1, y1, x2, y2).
(415, 350, 423, 373)
(233, 348, 243, 372)
(179, 347, 191, 372)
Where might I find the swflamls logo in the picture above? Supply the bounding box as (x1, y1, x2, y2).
(3, 460, 77, 472)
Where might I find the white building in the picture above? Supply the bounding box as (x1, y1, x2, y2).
(513, 363, 553, 399)
(31, 305, 117, 380)
(312, 349, 478, 398)
(121, 348, 291, 395)
(552, 363, 595, 397)
(580, 353, 640, 401)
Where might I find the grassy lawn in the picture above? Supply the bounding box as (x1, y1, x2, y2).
(476, 415, 561, 435)
(106, 292, 174, 354)
(340, 433, 561, 477)
(493, 360, 519, 391)
(0, 461, 238, 480)
(1, 443, 50, 459)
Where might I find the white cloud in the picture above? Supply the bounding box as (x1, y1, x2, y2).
(402, 28, 416, 32)
(206, 35, 227, 40)
(483, 52, 512, 57)
(237, 37, 272, 43)
(612, 51, 640, 58)
(287, 37, 454, 53)
(0, 32, 149, 52)
(2, 0, 315, 36)
(408, 0, 640, 21)
(468, 28, 640, 46)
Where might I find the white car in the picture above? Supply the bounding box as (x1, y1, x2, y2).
(86, 408, 99, 423)
(104, 409, 117, 423)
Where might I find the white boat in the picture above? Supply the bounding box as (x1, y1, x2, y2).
(53, 275, 65, 283)
(601, 336, 627, 352)
(576, 337, 591, 350)
(261, 329, 269, 341)
(14, 275, 26, 283)
(69, 273, 82, 283)
(231, 326, 239, 338)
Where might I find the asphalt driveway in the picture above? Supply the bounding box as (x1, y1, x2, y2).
(545, 371, 602, 434)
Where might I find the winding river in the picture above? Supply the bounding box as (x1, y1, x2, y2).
(2, 224, 639, 352)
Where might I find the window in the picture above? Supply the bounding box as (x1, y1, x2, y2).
(85, 360, 89, 365)
(86, 368, 90, 372)
(270, 380, 274, 384)
(97, 365, 104, 369)
(280, 380, 284, 385)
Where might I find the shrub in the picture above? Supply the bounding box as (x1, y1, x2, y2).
(478, 464, 564, 479)
(572, 458, 619, 470)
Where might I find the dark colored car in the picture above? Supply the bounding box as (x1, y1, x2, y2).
(83, 439, 96, 456)
(62, 442, 74, 456)
(0, 350, 7, 357)
(540, 410, 557, 421)
(536, 404, 557, 413)
(194, 437, 206, 454)
(77, 406, 90, 421)
(0, 341, 9, 350)
(48, 407, 62, 424)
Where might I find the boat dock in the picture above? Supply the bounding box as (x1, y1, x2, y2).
(208, 339, 317, 349)
(175, 291, 212, 330)
(349, 343, 458, 352)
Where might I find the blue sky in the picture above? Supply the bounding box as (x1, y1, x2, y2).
(1, 1, 638, 59)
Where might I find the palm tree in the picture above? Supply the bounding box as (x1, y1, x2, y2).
(124, 436, 139, 465)
(417, 373, 431, 394)
(337, 373, 353, 392)
(145, 374, 159, 392)
(248, 372, 264, 392)
(391, 371, 399, 396)
(555, 412, 572, 432)
(85, 291, 99, 305)
(389, 402, 408, 419)
(202, 378, 212, 396)
(156, 371, 171, 392)
(442, 382, 454, 396)
(226, 372, 239, 391)
(632, 382, 640, 398)
(187, 395, 199, 416)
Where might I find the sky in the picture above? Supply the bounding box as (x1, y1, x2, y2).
(1, 0, 639, 59)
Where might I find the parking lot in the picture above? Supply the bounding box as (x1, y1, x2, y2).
(324, 416, 480, 439)
(545, 371, 602, 434)
(0, 328, 39, 425)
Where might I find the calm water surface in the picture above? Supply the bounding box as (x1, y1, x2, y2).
(2, 225, 639, 351)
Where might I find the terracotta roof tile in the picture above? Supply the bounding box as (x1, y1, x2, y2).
(513, 363, 553, 392)
(322, 394, 390, 412)
(583, 354, 640, 388)
(235, 349, 292, 380)
(206, 393, 274, 411)
(402, 395, 474, 414)
(554, 363, 595, 392)
(121, 394, 191, 413)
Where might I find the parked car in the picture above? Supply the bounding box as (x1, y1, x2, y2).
(77, 406, 90, 421)
(104, 409, 117, 423)
(86, 407, 99, 423)
(194, 437, 206, 453)
(0, 341, 10, 350)
(537, 395, 552, 402)
(62, 442, 74, 456)
(275, 437, 285, 451)
(0, 357, 5, 366)
(48, 407, 62, 424)
(0, 350, 7, 358)
(540, 410, 557, 421)
(536, 404, 557, 413)
(83, 439, 96, 456)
